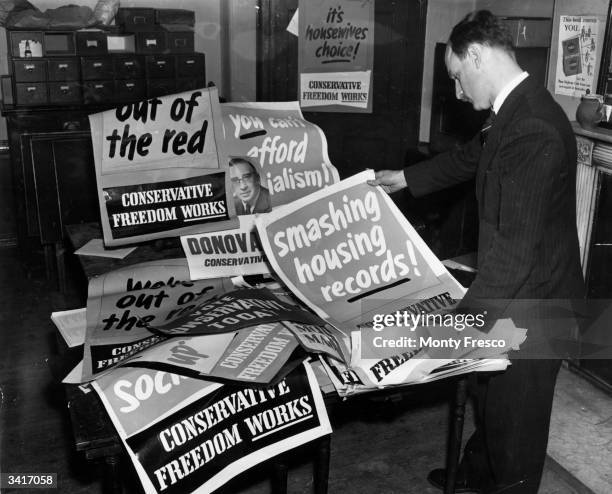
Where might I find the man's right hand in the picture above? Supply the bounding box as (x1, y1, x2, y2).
(367, 169, 408, 194)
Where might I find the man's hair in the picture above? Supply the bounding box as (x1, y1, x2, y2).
(449, 10, 514, 59)
(229, 157, 260, 179)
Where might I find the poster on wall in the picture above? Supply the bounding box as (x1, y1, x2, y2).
(554, 15, 601, 97)
(298, 0, 375, 113)
(89, 87, 239, 247)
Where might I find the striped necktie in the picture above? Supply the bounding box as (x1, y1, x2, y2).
(480, 110, 496, 147)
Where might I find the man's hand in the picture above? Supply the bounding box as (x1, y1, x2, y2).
(367, 169, 408, 194)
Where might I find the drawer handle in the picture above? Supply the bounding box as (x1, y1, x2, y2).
(125, 61, 134, 67)
(186, 60, 195, 65)
(134, 15, 146, 24)
(156, 61, 166, 67)
(25, 64, 35, 71)
(93, 62, 102, 68)
(86, 40, 99, 47)
(94, 84, 104, 89)
(125, 83, 135, 90)
(146, 39, 158, 47)
(60, 85, 69, 94)
(26, 86, 37, 92)
(58, 63, 68, 70)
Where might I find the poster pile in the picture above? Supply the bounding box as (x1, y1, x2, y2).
(298, 0, 375, 112)
(93, 362, 331, 494)
(89, 87, 238, 247)
(66, 258, 323, 384)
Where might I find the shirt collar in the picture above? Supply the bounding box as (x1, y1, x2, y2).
(492, 71, 529, 114)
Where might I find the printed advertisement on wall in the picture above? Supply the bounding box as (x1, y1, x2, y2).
(555, 15, 602, 97)
(298, 0, 375, 113)
(89, 87, 239, 247)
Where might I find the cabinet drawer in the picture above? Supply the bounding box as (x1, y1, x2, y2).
(108, 34, 136, 53)
(114, 56, 145, 79)
(76, 32, 108, 56)
(81, 57, 115, 80)
(147, 78, 176, 98)
(116, 8, 156, 30)
(44, 32, 76, 56)
(146, 55, 176, 78)
(136, 31, 167, 54)
(165, 31, 194, 53)
(10, 31, 43, 58)
(15, 82, 48, 106)
(47, 58, 79, 81)
(13, 60, 46, 82)
(116, 80, 147, 101)
(155, 9, 195, 27)
(176, 53, 205, 78)
(83, 80, 115, 104)
(48, 82, 82, 105)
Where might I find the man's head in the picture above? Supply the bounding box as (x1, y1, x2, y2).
(445, 10, 519, 110)
(229, 157, 261, 206)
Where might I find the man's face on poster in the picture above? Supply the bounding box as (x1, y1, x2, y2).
(230, 161, 260, 206)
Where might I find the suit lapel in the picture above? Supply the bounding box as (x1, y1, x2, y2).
(476, 76, 532, 200)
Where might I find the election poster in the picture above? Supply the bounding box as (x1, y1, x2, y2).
(94, 363, 332, 494)
(70, 257, 234, 383)
(554, 15, 602, 97)
(146, 287, 324, 336)
(89, 87, 239, 246)
(92, 367, 222, 438)
(221, 101, 339, 213)
(298, 0, 374, 112)
(255, 170, 465, 330)
(180, 217, 270, 280)
(120, 323, 302, 385)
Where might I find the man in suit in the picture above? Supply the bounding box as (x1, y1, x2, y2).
(229, 157, 271, 215)
(371, 10, 585, 493)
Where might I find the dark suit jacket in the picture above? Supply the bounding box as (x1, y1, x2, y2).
(405, 77, 585, 330)
(234, 186, 271, 215)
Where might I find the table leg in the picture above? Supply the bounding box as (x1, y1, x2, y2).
(103, 454, 123, 494)
(271, 456, 288, 494)
(314, 435, 331, 494)
(445, 377, 468, 494)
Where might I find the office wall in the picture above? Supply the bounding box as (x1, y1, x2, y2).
(476, 0, 554, 18)
(547, 0, 609, 120)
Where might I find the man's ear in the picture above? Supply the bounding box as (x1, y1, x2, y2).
(467, 44, 482, 70)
